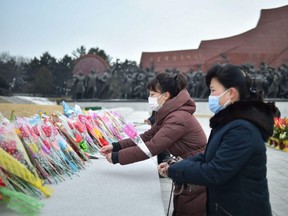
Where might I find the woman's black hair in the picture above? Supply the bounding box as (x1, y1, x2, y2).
(205, 63, 264, 101)
(146, 73, 187, 98)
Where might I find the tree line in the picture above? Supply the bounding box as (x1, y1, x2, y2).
(1, 46, 287, 99)
(0, 46, 113, 97)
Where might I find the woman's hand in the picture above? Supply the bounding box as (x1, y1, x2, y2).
(99, 144, 113, 157)
(105, 153, 113, 163)
(158, 162, 169, 178)
(144, 119, 151, 125)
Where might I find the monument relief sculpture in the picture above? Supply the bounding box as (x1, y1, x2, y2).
(72, 72, 86, 99)
(84, 70, 98, 98)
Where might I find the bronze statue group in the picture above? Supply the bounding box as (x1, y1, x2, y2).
(71, 61, 288, 100)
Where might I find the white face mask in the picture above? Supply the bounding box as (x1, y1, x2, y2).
(148, 93, 165, 111)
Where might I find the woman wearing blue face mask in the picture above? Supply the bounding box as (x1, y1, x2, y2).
(208, 88, 231, 113)
(100, 72, 207, 216)
(159, 64, 279, 216)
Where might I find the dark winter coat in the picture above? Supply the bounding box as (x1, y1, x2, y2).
(168, 101, 277, 216)
(114, 89, 207, 216)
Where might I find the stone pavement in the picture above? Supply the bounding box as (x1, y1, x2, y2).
(158, 117, 288, 216)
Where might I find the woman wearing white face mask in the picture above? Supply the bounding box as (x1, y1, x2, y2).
(100, 72, 207, 216)
(159, 64, 279, 216)
(148, 92, 165, 111)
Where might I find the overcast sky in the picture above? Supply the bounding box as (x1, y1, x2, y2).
(1, 0, 288, 63)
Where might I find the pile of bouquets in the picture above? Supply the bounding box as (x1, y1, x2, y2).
(0, 101, 131, 215)
(268, 117, 288, 152)
(0, 115, 52, 216)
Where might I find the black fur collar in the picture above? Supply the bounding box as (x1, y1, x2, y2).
(210, 101, 277, 141)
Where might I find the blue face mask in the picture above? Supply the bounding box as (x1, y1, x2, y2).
(208, 89, 231, 113)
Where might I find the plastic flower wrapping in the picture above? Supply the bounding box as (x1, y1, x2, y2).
(268, 117, 288, 152)
(0, 101, 133, 215)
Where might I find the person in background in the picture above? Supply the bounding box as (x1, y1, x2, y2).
(159, 64, 278, 216)
(100, 72, 207, 216)
(144, 110, 171, 166)
(144, 110, 156, 126)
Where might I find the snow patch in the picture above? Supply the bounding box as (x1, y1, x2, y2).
(17, 96, 57, 105)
